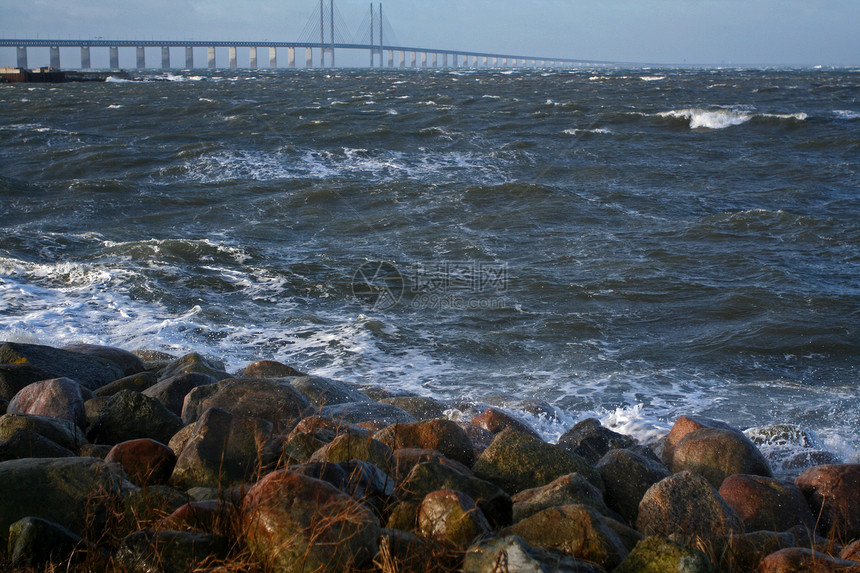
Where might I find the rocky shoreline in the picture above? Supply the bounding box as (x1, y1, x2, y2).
(1, 340, 859, 572)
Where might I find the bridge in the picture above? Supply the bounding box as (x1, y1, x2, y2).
(1, 1, 614, 71)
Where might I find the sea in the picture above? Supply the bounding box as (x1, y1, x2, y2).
(1, 67, 858, 473)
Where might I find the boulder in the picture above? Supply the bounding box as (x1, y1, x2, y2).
(379, 396, 446, 420)
(105, 438, 177, 486)
(120, 485, 190, 531)
(457, 422, 495, 457)
(502, 504, 628, 570)
(155, 500, 237, 537)
(159, 352, 231, 381)
(418, 489, 492, 547)
(7, 516, 91, 567)
(759, 548, 860, 573)
(0, 429, 75, 461)
(171, 407, 274, 489)
(62, 343, 145, 377)
(168, 424, 196, 457)
(462, 534, 606, 573)
(392, 448, 473, 485)
(87, 390, 183, 445)
(288, 414, 372, 443)
(0, 342, 124, 391)
(398, 460, 512, 528)
(320, 401, 417, 427)
(470, 407, 542, 439)
(721, 530, 797, 572)
(661, 415, 741, 463)
(0, 363, 55, 400)
(636, 471, 743, 540)
(308, 431, 394, 473)
(512, 472, 613, 523)
(7, 377, 91, 428)
(289, 375, 371, 407)
(613, 536, 711, 573)
(0, 412, 87, 452)
(374, 419, 476, 468)
(114, 529, 228, 573)
(242, 470, 380, 573)
(242, 359, 305, 378)
(376, 529, 439, 573)
(595, 447, 671, 524)
(93, 371, 158, 397)
(277, 432, 327, 465)
(180, 378, 312, 429)
(667, 427, 772, 488)
(142, 372, 217, 416)
(0, 457, 130, 544)
(718, 474, 816, 532)
(558, 418, 637, 465)
(841, 539, 860, 562)
(472, 428, 602, 495)
(796, 464, 860, 540)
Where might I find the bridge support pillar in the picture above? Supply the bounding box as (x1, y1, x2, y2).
(161, 46, 170, 69)
(399, 51, 405, 67)
(288, 47, 295, 67)
(185, 47, 193, 68)
(81, 46, 90, 69)
(442, 53, 448, 67)
(136, 46, 146, 69)
(270, 47, 278, 68)
(433, 53, 438, 67)
(410, 52, 417, 67)
(229, 47, 237, 68)
(306, 48, 313, 68)
(50, 46, 60, 69)
(207, 47, 216, 68)
(249, 46, 257, 68)
(110, 47, 120, 69)
(421, 52, 427, 68)
(16, 47, 27, 69)
(387, 50, 393, 67)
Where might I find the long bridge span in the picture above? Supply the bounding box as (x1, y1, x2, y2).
(1, 2, 616, 71)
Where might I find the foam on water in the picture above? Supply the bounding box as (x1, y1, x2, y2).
(657, 107, 808, 129)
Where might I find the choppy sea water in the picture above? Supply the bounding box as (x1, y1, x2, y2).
(1, 67, 858, 470)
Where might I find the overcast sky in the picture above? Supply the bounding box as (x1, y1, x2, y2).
(1, 0, 858, 67)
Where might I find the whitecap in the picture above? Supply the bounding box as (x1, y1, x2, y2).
(659, 108, 752, 129)
(834, 110, 860, 120)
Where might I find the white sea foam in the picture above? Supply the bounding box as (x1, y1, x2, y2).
(834, 109, 860, 120)
(640, 76, 665, 81)
(563, 128, 612, 136)
(657, 108, 808, 129)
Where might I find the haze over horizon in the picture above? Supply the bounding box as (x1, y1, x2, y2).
(1, 0, 858, 68)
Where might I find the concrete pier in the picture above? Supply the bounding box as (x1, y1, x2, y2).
(161, 46, 170, 69)
(421, 52, 427, 68)
(50, 46, 60, 69)
(16, 46, 27, 69)
(228, 46, 237, 68)
(387, 50, 394, 67)
(288, 47, 295, 67)
(136, 46, 145, 68)
(207, 47, 216, 68)
(249, 46, 257, 68)
(270, 47, 277, 68)
(81, 46, 91, 69)
(185, 47, 193, 68)
(305, 47, 312, 68)
(110, 47, 119, 69)
(410, 51, 417, 67)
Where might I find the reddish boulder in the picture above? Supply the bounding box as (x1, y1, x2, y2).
(661, 415, 740, 464)
(471, 407, 541, 439)
(796, 464, 860, 541)
(7, 378, 91, 429)
(417, 489, 492, 547)
(759, 548, 860, 572)
(242, 359, 304, 378)
(719, 474, 815, 532)
(668, 427, 772, 488)
(155, 500, 237, 537)
(374, 419, 475, 468)
(105, 438, 176, 486)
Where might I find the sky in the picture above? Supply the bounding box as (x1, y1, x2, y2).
(1, 0, 858, 67)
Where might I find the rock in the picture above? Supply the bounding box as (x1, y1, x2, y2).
(595, 447, 671, 524)
(796, 464, 860, 540)
(133, 349, 177, 362)
(115, 529, 228, 573)
(0, 363, 55, 400)
(120, 485, 190, 531)
(155, 500, 237, 537)
(472, 428, 602, 496)
(502, 504, 628, 570)
(93, 371, 159, 397)
(512, 472, 613, 523)
(613, 536, 712, 573)
(171, 407, 274, 489)
(78, 443, 112, 459)
(374, 419, 476, 468)
(62, 343, 145, 377)
(376, 529, 441, 573)
(289, 375, 371, 407)
(386, 501, 421, 531)
(470, 407, 542, 439)
(0, 342, 124, 391)
(718, 474, 815, 532)
(418, 489, 492, 547)
(379, 396, 446, 420)
(181, 378, 312, 429)
(7, 516, 89, 567)
(392, 448, 473, 485)
(636, 471, 743, 540)
(168, 424, 196, 457)
(661, 415, 741, 463)
(668, 427, 772, 488)
(308, 431, 394, 473)
(105, 438, 177, 486)
(84, 396, 109, 427)
(159, 352, 231, 381)
(320, 401, 417, 427)
(0, 429, 75, 461)
(558, 418, 637, 465)
(277, 432, 327, 465)
(462, 534, 606, 573)
(0, 412, 87, 452)
(7, 377, 91, 428)
(603, 516, 644, 553)
(242, 469, 380, 573)
(243, 359, 305, 378)
(398, 460, 512, 528)
(288, 414, 372, 443)
(721, 530, 796, 572)
(841, 540, 860, 562)
(457, 422, 495, 457)
(0, 457, 130, 544)
(87, 389, 183, 445)
(759, 548, 860, 572)
(142, 372, 217, 416)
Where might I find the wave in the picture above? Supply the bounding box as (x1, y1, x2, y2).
(834, 110, 860, 120)
(657, 107, 808, 129)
